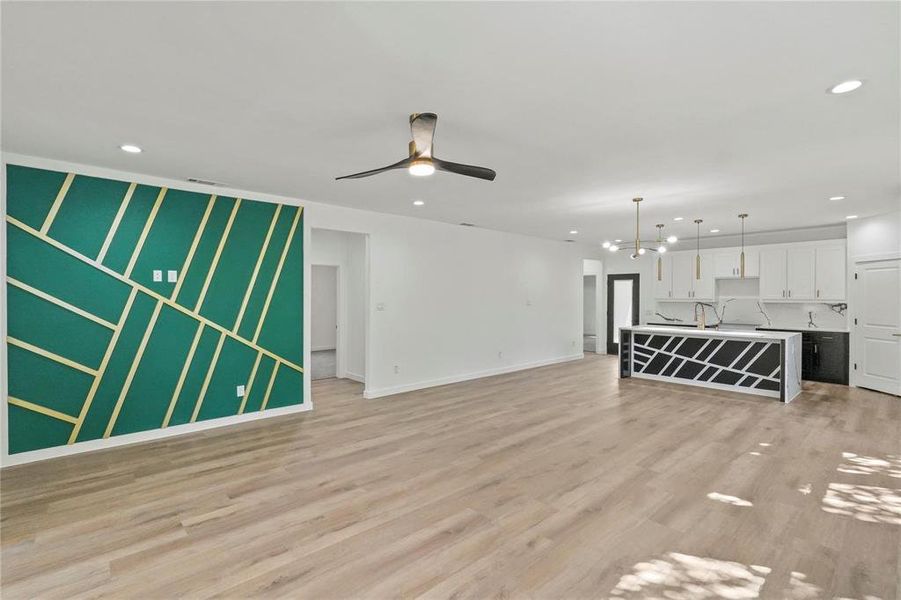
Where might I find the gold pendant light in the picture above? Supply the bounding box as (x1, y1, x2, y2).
(738, 213, 748, 279)
(694, 219, 703, 279)
(655, 223, 665, 281)
(633, 197, 642, 257)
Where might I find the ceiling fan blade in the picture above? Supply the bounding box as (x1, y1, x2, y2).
(433, 158, 496, 181)
(410, 113, 437, 157)
(335, 157, 412, 180)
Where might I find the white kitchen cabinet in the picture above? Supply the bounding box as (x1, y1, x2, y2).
(670, 253, 693, 300)
(786, 247, 816, 299)
(662, 251, 714, 301)
(654, 254, 674, 300)
(693, 252, 715, 300)
(713, 248, 759, 278)
(815, 245, 846, 300)
(759, 248, 787, 299)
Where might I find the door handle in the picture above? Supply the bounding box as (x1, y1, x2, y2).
(893, 333, 901, 337)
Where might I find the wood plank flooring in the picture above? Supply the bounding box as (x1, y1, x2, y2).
(2, 354, 899, 599)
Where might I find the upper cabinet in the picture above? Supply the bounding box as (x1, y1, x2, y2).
(713, 248, 759, 279)
(814, 245, 846, 301)
(654, 254, 674, 300)
(658, 251, 714, 301)
(758, 242, 846, 302)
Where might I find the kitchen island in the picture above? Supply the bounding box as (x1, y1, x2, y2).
(619, 326, 802, 402)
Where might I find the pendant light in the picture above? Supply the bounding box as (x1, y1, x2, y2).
(632, 197, 643, 259)
(738, 213, 748, 278)
(655, 224, 665, 280)
(694, 219, 703, 279)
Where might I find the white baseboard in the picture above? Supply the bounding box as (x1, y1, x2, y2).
(344, 371, 365, 383)
(311, 345, 337, 352)
(1, 402, 312, 468)
(363, 353, 584, 399)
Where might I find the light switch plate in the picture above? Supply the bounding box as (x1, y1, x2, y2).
(152, 270, 163, 282)
(236, 385, 245, 397)
(167, 270, 178, 283)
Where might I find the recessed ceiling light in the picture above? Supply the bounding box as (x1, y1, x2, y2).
(845, 215, 858, 220)
(666, 235, 678, 243)
(569, 229, 579, 235)
(710, 229, 720, 233)
(829, 196, 845, 201)
(829, 80, 863, 94)
(413, 200, 425, 206)
(119, 144, 142, 154)
(673, 217, 684, 222)
(609, 244, 619, 252)
(615, 239, 623, 243)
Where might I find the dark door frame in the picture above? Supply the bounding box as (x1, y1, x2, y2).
(606, 273, 640, 355)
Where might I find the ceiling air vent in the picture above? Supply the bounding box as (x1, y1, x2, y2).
(186, 177, 220, 186)
(459, 222, 476, 227)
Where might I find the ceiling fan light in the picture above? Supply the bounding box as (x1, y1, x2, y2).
(658, 245, 667, 253)
(408, 159, 435, 177)
(638, 247, 646, 255)
(609, 244, 619, 252)
(602, 241, 611, 248)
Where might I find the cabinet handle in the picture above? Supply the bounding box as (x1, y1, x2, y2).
(782, 290, 785, 298)
(788, 290, 792, 298)
(817, 289, 820, 298)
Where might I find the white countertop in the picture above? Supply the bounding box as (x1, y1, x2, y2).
(623, 325, 801, 341)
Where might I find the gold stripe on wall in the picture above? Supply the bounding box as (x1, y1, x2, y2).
(9, 397, 78, 425)
(233, 204, 282, 332)
(253, 207, 302, 344)
(190, 331, 226, 423)
(194, 199, 241, 312)
(7, 276, 117, 330)
(6, 216, 304, 373)
(172, 195, 217, 302)
(39, 172, 75, 234)
(103, 299, 164, 438)
(162, 322, 204, 428)
(7, 337, 98, 376)
(259, 361, 281, 411)
(124, 187, 167, 279)
(68, 287, 139, 443)
(96, 182, 137, 263)
(238, 351, 263, 414)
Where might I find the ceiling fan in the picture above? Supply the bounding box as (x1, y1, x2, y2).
(335, 113, 496, 181)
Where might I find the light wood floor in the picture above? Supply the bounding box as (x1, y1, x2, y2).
(2, 354, 899, 599)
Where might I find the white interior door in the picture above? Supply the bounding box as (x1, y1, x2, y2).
(854, 258, 901, 396)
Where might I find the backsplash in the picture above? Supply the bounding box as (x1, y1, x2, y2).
(652, 298, 848, 331)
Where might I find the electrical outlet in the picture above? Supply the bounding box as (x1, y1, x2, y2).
(152, 270, 163, 282)
(236, 385, 245, 397)
(167, 270, 178, 283)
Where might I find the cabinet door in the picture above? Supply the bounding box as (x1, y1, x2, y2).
(759, 249, 786, 299)
(815, 246, 846, 300)
(786, 248, 816, 299)
(693, 252, 716, 300)
(670, 253, 693, 300)
(654, 254, 673, 300)
(714, 250, 740, 278)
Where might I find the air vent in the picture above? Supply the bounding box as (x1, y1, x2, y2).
(459, 222, 476, 227)
(186, 177, 220, 186)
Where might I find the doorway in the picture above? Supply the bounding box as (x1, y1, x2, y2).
(583, 275, 598, 352)
(853, 258, 901, 396)
(606, 273, 639, 355)
(311, 265, 338, 380)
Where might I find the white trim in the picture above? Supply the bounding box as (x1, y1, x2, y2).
(363, 353, 584, 399)
(853, 251, 901, 263)
(311, 345, 337, 352)
(344, 371, 365, 383)
(1, 402, 312, 467)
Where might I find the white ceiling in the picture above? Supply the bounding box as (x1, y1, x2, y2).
(2, 2, 899, 244)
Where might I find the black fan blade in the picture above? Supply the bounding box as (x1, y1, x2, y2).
(335, 157, 412, 180)
(433, 158, 496, 181)
(410, 113, 438, 157)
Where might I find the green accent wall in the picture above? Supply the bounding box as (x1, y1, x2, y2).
(5, 164, 305, 454)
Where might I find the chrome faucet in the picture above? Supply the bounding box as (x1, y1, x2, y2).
(694, 302, 707, 329)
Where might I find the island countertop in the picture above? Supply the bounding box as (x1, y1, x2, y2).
(619, 326, 802, 402)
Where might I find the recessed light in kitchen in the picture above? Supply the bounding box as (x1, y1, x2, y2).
(615, 239, 623, 243)
(413, 200, 425, 206)
(845, 215, 858, 220)
(119, 144, 142, 153)
(569, 229, 579, 235)
(666, 235, 678, 243)
(829, 80, 863, 94)
(829, 196, 845, 201)
(673, 217, 684, 221)
(710, 229, 720, 233)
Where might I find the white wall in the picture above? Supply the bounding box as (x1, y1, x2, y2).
(310, 228, 367, 382)
(583, 275, 597, 335)
(311, 265, 338, 351)
(582, 259, 605, 352)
